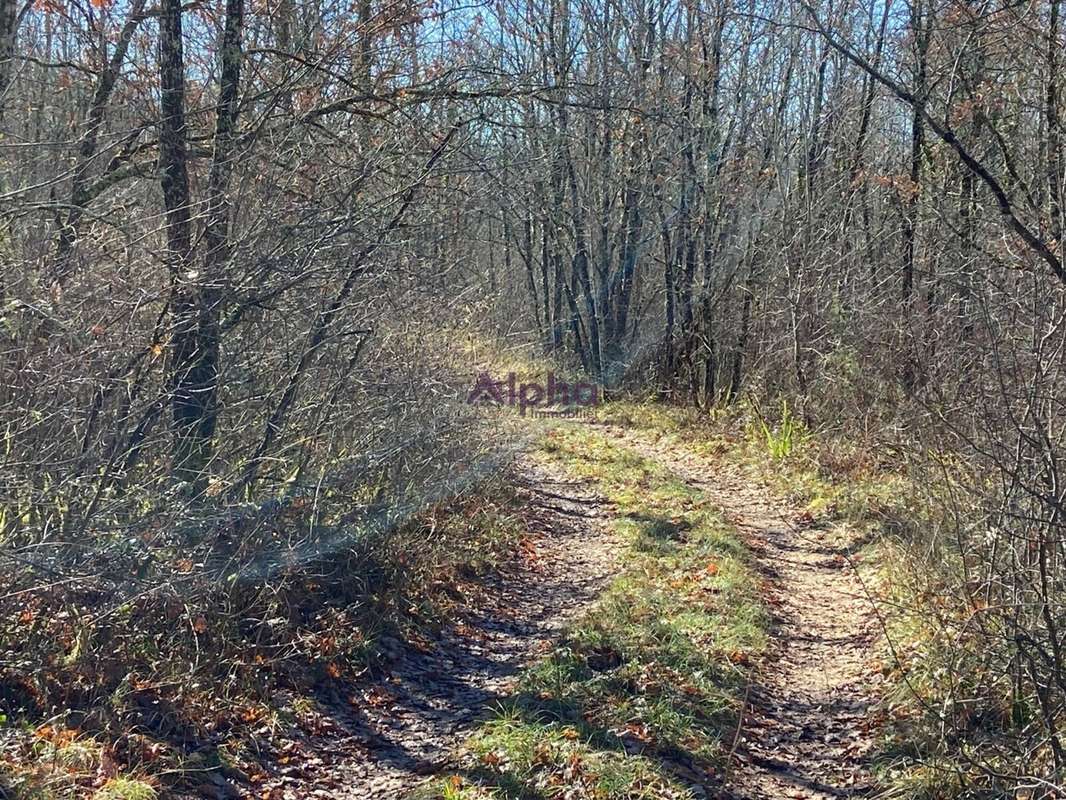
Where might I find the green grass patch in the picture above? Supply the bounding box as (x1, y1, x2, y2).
(592, 399, 914, 532)
(417, 425, 767, 799)
(92, 778, 158, 800)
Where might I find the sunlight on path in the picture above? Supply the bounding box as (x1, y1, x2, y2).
(605, 424, 882, 800)
(249, 461, 623, 799)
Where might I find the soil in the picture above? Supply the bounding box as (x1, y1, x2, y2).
(603, 423, 882, 799)
(245, 459, 623, 800)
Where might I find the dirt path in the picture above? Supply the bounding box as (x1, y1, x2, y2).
(248, 424, 881, 800)
(249, 460, 622, 800)
(603, 424, 882, 800)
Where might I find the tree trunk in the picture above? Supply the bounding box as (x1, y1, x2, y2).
(900, 0, 929, 394)
(1046, 0, 1063, 250)
(0, 0, 16, 125)
(159, 0, 208, 489)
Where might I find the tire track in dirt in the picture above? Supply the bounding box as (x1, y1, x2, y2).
(248, 458, 623, 800)
(602, 424, 883, 800)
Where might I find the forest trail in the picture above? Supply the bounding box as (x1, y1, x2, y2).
(248, 462, 623, 799)
(251, 424, 882, 799)
(601, 423, 883, 799)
